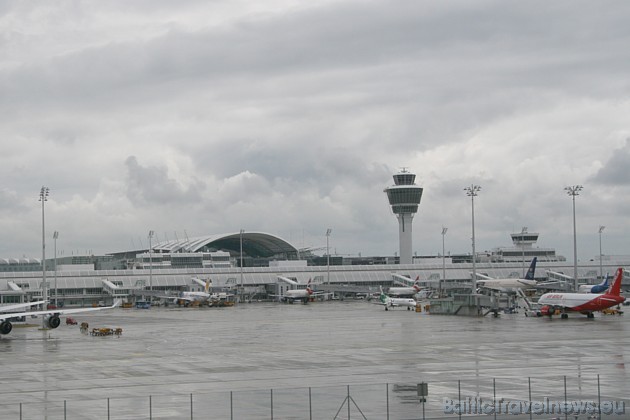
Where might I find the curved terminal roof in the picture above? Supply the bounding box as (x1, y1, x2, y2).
(151, 232, 299, 258)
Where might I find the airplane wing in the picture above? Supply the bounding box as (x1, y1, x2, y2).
(0, 299, 121, 322)
(476, 283, 508, 293)
(0, 300, 47, 313)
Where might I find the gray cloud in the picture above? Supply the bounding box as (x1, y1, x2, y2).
(125, 156, 204, 206)
(590, 139, 630, 186)
(1, 1, 629, 260)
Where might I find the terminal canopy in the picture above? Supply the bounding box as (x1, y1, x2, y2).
(149, 232, 300, 259)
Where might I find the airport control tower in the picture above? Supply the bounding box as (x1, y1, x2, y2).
(384, 168, 423, 264)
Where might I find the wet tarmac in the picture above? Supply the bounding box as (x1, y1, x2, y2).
(1, 301, 629, 419)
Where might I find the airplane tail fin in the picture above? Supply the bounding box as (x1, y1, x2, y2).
(306, 278, 313, 294)
(205, 280, 211, 293)
(599, 274, 609, 287)
(379, 286, 388, 303)
(524, 257, 537, 280)
(606, 268, 624, 296)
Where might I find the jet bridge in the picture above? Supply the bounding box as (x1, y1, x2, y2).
(538, 271, 574, 291)
(277, 276, 299, 286)
(391, 274, 415, 287)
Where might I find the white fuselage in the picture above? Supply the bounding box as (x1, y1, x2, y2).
(387, 286, 420, 297)
(284, 289, 311, 299)
(477, 278, 537, 292)
(383, 296, 417, 308)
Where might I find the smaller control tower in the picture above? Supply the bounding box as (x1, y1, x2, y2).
(384, 168, 423, 264)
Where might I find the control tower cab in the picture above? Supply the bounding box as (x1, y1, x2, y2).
(384, 168, 423, 264)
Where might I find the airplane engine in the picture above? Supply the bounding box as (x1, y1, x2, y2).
(540, 305, 556, 317)
(44, 314, 61, 329)
(0, 321, 12, 335)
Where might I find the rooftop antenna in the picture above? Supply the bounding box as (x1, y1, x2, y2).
(184, 229, 191, 252)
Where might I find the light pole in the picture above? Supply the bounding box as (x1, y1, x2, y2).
(521, 226, 527, 277)
(326, 229, 332, 284)
(441, 227, 447, 297)
(464, 185, 481, 294)
(599, 226, 606, 279)
(240, 229, 244, 302)
(565, 185, 583, 292)
(39, 186, 49, 310)
(148, 230, 154, 302)
(53, 231, 59, 307)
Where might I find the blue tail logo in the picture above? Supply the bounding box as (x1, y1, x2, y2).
(524, 257, 537, 280)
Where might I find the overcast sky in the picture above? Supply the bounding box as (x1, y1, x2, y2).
(1, 1, 629, 263)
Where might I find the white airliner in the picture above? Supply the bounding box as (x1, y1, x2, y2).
(578, 274, 609, 293)
(376, 287, 417, 311)
(476, 257, 538, 293)
(165, 279, 215, 306)
(0, 300, 121, 336)
(537, 267, 626, 319)
(387, 276, 424, 297)
(275, 279, 324, 304)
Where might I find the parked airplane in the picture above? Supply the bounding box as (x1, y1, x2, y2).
(537, 267, 626, 319)
(476, 257, 538, 293)
(275, 279, 323, 304)
(377, 287, 417, 311)
(0, 300, 121, 336)
(165, 279, 215, 306)
(578, 274, 610, 293)
(387, 276, 425, 298)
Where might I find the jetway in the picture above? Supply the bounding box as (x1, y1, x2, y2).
(391, 273, 415, 287)
(539, 271, 574, 291)
(277, 276, 299, 286)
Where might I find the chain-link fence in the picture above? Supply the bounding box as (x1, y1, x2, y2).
(2, 375, 627, 419)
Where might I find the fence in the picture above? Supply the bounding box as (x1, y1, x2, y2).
(3, 375, 628, 419)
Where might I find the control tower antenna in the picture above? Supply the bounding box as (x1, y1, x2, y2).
(384, 168, 423, 264)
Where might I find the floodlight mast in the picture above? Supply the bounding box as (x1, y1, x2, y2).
(39, 186, 49, 314)
(441, 227, 447, 296)
(326, 229, 332, 284)
(598, 225, 605, 280)
(565, 185, 583, 292)
(464, 185, 481, 294)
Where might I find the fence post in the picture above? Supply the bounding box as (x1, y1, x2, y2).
(271, 388, 274, 420)
(108, 397, 110, 420)
(563, 376, 567, 420)
(528, 377, 532, 420)
(347, 385, 351, 419)
(230, 391, 233, 420)
(190, 393, 193, 420)
(493, 378, 496, 420)
(64, 400, 67, 420)
(458, 380, 462, 420)
(309, 387, 312, 420)
(386, 383, 389, 420)
(597, 374, 601, 420)
(149, 395, 152, 420)
(20, 402, 22, 420)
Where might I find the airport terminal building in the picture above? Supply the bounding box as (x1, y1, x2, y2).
(1, 231, 629, 307)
